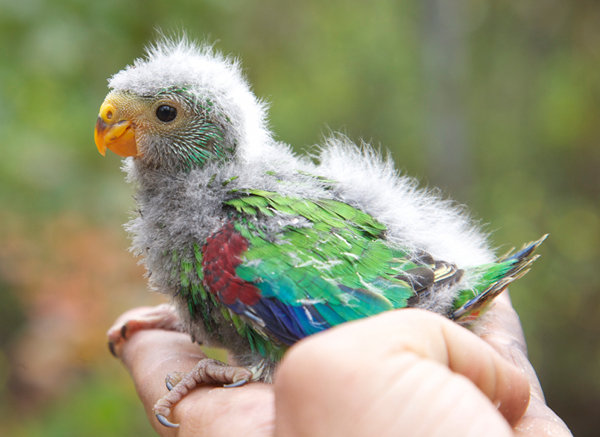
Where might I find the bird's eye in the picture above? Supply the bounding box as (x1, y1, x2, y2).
(156, 105, 177, 122)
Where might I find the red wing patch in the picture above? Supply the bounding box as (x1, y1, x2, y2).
(202, 222, 261, 306)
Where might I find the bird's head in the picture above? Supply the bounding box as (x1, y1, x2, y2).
(94, 38, 270, 171)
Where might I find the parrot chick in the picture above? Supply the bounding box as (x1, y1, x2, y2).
(95, 38, 546, 428)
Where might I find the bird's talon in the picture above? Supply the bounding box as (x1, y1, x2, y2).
(156, 413, 179, 428)
(165, 371, 185, 391)
(120, 324, 128, 339)
(224, 378, 248, 388)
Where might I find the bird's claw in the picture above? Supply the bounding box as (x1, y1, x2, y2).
(156, 413, 179, 428)
(154, 377, 245, 429)
(165, 379, 175, 391)
(153, 358, 255, 427)
(224, 378, 249, 388)
(165, 371, 186, 391)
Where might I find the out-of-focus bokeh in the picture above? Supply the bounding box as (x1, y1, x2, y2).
(0, 0, 597, 435)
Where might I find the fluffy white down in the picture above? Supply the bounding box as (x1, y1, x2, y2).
(109, 38, 278, 162)
(316, 139, 494, 266)
(116, 38, 494, 268)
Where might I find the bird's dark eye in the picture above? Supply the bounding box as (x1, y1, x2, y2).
(156, 105, 177, 122)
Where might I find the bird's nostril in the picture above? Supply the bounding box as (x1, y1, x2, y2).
(99, 102, 117, 123)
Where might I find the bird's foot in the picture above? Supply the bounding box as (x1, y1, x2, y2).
(107, 304, 182, 357)
(164, 371, 186, 391)
(153, 358, 253, 428)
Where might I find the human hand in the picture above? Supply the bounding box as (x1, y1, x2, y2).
(275, 294, 571, 436)
(112, 295, 571, 436)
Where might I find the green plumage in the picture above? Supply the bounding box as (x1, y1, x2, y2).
(172, 187, 546, 360)
(227, 189, 416, 315)
(97, 40, 548, 426)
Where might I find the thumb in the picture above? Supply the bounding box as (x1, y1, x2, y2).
(275, 309, 530, 437)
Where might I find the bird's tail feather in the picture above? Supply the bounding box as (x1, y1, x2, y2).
(450, 234, 548, 322)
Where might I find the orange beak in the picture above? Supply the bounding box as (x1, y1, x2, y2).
(94, 101, 139, 157)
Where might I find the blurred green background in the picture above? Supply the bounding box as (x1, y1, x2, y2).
(0, 0, 597, 435)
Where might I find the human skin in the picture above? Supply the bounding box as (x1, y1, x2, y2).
(112, 293, 572, 436)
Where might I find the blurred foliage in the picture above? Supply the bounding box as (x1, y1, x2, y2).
(0, 0, 598, 435)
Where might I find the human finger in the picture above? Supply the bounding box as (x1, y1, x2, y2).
(120, 329, 274, 437)
(477, 294, 572, 436)
(275, 309, 530, 437)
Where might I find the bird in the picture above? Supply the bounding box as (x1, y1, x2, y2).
(94, 37, 546, 428)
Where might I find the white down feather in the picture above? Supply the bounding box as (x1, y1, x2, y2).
(114, 37, 495, 272)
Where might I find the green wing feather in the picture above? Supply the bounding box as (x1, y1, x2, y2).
(225, 190, 427, 323)
(176, 187, 542, 358)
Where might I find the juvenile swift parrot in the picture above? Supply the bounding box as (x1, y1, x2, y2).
(94, 38, 545, 427)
